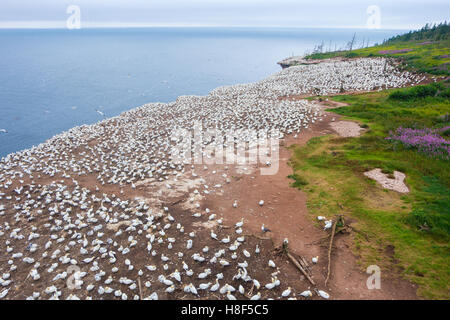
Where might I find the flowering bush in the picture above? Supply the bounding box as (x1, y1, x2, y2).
(386, 126, 450, 160)
(378, 49, 413, 55)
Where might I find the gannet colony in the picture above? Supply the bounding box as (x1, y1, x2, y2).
(0, 58, 423, 300)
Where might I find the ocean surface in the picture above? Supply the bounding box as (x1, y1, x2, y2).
(0, 27, 403, 157)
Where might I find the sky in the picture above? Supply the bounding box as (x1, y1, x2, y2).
(0, 0, 448, 30)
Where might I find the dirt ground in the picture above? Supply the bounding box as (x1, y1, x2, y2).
(195, 105, 419, 300)
(0, 99, 420, 301)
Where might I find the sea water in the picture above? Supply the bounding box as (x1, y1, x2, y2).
(0, 27, 402, 156)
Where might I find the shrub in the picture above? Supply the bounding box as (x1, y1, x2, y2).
(288, 174, 309, 189)
(437, 87, 450, 98)
(378, 49, 413, 54)
(404, 176, 450, 237)
(388, 83, 442, 100)
(386, 126, 450, 159)
(345, 52, 358, 58)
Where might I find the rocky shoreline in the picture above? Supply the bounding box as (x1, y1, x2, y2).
(277, 55, 329, 68)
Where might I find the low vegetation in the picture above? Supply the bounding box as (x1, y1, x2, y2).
(385, 22, 449, 43)
(289, 83, 449, 299)
(305, 23, 450, 76)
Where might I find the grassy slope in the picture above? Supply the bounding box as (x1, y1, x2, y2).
(289, 87, 449, 299)
(305, 40, 450, 76)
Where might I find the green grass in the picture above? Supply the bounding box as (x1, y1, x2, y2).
(389, 82, 449, 100)
(386, 23, 449, 43)
(289, 84, 450, 299)
(305, 40, 450, 76)
(304, 23, 450, 76)
(287, 173, 309, 189)
(331, 85, 450, 133)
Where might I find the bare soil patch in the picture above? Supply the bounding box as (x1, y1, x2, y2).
(364, 169, 410, 193)
(330, 121, 365, 137)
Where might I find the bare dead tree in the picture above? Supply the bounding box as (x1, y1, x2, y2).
(347, 33, 356, 51)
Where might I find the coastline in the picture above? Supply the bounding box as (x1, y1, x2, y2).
(0, 57, 424, 300)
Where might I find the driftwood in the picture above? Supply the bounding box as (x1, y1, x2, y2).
(287, 252, 316, 286)
(170, 198, 184, 206)
(276, 241, 316, 286)
(308, 228, 348, 246)
(298, 254, 311, 272)
(309, 215, 350, 246)
(138, 277, 143, 300)
(325, 215, 344, 286)
(245, 233, 271, 241)
(246, 283, 255, 298)
(347, 224, 369, 241)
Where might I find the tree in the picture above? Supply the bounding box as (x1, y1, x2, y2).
(347, 33, 356, 51)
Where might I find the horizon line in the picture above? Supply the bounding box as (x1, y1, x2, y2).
(0, 21, 417, 31)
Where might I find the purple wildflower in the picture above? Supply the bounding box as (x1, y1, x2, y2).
(386, 127, 450, 160)
(378, 49, 413, 55)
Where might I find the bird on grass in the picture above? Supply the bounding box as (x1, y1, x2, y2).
(261, 224, 271, 233)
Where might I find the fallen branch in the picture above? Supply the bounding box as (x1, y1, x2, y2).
(277, 241, 316, 286)
(170, 198, 184, 206)
(246, 283, 255, 298)
(244, 233, 271, 241)
(287, 252, 316, 286)
(138, 277, 143, 300)
(346, 224, 369, 241)
(325, 215, 343, 286)
(297, 254, 311, 273)
(310, 226, 349, 245)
